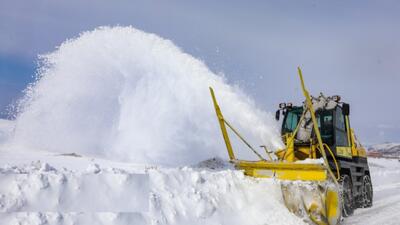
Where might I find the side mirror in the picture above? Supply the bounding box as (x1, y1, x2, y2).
(342, 103, 350, 116)
(275, 110, 280, 121)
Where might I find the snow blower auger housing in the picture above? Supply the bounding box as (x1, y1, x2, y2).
(209, 67, 372, 225)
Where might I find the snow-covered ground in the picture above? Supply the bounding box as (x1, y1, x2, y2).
(0, 147, 305, 225)
(344, 158, 400, 225)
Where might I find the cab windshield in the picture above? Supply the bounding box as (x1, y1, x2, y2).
(282, 107, 303, 134)
(282, 107, 334, 145)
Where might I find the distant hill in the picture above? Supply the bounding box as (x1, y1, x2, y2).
(367, 143, 400, 158)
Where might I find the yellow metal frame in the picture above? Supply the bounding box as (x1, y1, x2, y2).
(236, 160, 327, 181)
(350, 129, 367, 158)
(341, 115, 368, 159)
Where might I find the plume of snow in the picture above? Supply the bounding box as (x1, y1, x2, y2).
(11, 26, 283, 166)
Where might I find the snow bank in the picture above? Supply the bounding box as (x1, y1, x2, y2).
(10, 26, 283, 166)
(0, 213, 146, 225)
(0, 161, 148, 213)
(149, 168, 305, 225)
(0, 155, 305, 225)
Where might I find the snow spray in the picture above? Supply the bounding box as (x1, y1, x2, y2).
(12, 26, 283, 166)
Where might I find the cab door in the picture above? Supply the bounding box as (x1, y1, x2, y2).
(335, 107, 352, 158)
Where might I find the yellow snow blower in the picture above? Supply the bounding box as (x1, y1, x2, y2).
(209, 67, 373, 225)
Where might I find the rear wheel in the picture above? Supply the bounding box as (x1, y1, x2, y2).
(340, 174, 354, 217)
(361, 175, 373, 208)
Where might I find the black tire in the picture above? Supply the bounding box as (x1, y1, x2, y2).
(340, 174, 354, 217)
(361, 175, 373, 208)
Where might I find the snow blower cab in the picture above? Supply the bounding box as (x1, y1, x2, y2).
(276, 94, 351, 161)
(209, 67, 372, 225)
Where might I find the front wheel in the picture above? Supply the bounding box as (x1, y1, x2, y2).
(361, 175, 373, 208)
(340, 174, 354, 217)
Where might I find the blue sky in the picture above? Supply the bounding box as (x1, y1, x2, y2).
(1, 0, 400, 144)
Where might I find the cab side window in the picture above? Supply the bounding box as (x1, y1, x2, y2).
(318, 111, 334, 146)
(335, 107, 349, 146)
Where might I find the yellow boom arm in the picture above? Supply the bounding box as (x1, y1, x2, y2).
(298, 67, 339, 185)
(209, 87, 236, 160)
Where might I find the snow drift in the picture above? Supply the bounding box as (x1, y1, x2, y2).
(0, 151, 305, 225)
(10, 26, 283, 166)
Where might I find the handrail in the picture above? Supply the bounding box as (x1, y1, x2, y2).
(322, 143, 341, 181)
(260, 145, 273, 161)
(281, 108, 307, 161)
